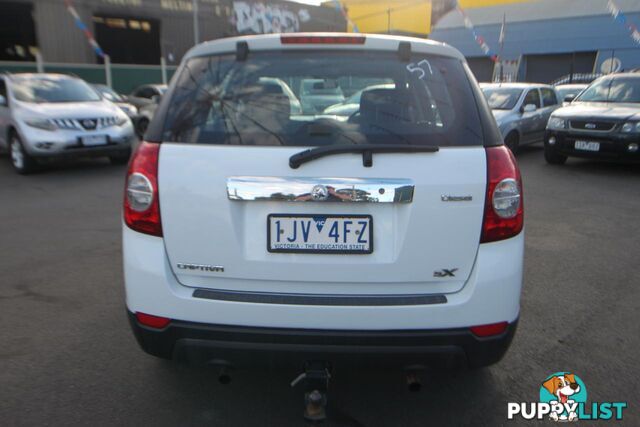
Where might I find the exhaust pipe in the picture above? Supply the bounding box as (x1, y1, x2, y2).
(406, 371, 422, 392)
(207, 360, 233, 385)
(218, 366, 231, 385)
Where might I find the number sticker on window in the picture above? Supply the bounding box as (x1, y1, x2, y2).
(406, 59, 433, 80)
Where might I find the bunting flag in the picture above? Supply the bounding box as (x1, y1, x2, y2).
(607, 0, 640, 44)
(456, 2, 498, 62)
(64, 0, 105, 58)
(331, 0, 360, 33)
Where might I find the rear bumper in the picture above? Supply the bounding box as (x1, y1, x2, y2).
(545, 130, 640, 162)
(124, 227, 523, 331)
(128, 310, 518, 369)
(123, 225, 524, 368)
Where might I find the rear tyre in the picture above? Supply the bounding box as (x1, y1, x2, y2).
(9, 132, 38, 174)
(504, 132, 519, 154)
(136, 118, 149, 138)
(109, 148, 132, 165)
(544, 146, 567, 165)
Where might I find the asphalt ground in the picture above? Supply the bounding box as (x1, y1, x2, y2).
(0, 145, 638, 426)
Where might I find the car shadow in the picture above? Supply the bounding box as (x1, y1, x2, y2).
(150, 362, 505, 427)
(561, 158, 640, 176)
(30, 158, 128, 176)
(516, 143, 544, 155)
(516, 143, 640, 177)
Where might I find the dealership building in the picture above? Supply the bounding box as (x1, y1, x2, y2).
(430, 0, 640, 83)
(0, 0, 345, 66)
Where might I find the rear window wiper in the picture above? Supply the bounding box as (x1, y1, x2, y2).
(289, 143, 439, 169)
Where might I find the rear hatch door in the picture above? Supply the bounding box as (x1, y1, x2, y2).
(156, 42, 488, 295)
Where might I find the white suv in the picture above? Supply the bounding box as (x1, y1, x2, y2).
(123, 34, 524, 381)
(0, 73, 134, 174)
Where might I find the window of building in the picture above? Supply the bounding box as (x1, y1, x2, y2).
(93, 14, 160, 64)
(0, 2, 38, 61)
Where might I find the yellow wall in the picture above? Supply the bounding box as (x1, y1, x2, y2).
(458, 0, 530, 7)
(343, 1, 432, 36)
(339, 0, 532, 35)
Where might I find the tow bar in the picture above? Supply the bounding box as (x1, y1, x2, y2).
(290, 361, 332, 422)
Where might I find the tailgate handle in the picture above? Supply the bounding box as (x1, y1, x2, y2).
(227, 177, 414, 203)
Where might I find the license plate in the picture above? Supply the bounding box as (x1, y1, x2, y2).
(81, 135, 108, 146)
(268, 214, 373, 254)
(575, 140, 600, 152)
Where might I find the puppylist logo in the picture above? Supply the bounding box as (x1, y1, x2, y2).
(507, 372, 628, 422)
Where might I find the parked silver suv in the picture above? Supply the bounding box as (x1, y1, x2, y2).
(0, 73, 134, 174)
(481, 83, 561, 152)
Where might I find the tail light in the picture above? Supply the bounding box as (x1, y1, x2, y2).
(124, 141, 162, 237)
(481, 146, 523, 243)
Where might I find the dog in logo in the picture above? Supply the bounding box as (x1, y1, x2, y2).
(542, 373, 581, 422)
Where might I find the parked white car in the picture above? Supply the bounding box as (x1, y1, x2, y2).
(0, 73, 134, 174)
(123, 34, 524, 411)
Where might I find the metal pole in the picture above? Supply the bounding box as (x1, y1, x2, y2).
(498, 13, 505, 82)
(568, 51, 575, 83)
(104, 54, 112, 88)
(609, 49, 615, 73)
(35, 51, 44, 73)
(160, 57, 167, 85)
(193, 0, 200, 45)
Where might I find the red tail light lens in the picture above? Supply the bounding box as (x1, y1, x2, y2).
(481, 146, 524, 243)
(280, 35, 366, 45)
(124, 141, 162, 237)
(470, 321, 508, 337)
(135, 312, 171, 329)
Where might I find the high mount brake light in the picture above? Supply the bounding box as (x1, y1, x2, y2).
(481, 146, 524, 243)
(280, 35, 366, 45)
(124, 141, 162, 237)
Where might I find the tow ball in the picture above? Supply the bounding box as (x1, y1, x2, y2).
(290, 361, 332, 422)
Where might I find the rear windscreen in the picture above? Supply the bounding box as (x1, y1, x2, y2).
(162, 51, 484, 147)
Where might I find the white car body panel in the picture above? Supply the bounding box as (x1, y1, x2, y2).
(159, 144, 486, 295)
(124, 226, 523, 330)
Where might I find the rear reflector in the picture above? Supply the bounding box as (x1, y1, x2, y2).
(280, 35, 366, 45)
(135, 312, 171, 329)
(470, 322, 508, 337)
